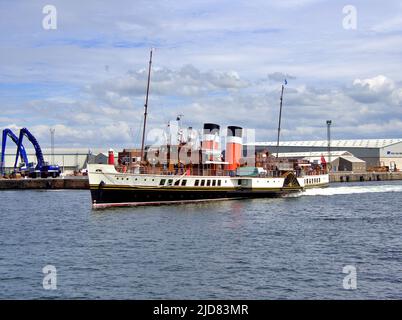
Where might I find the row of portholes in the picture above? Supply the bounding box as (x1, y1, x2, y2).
(115, 176, 155, 182)
(159, 179, 228, 187)
(115, 177, 129, 181)
(254, 180, 280, 184)
(306, 178, 321, 184)
(195, 179, 222, 187)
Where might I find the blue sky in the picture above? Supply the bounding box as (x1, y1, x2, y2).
(1, 0, 402, 147)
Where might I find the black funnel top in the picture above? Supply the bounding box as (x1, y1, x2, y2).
(227, 126, 243, 137)
(203, 123, 220, 133)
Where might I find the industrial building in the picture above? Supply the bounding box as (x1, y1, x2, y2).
(0, 148, 112, 174)
(275, 151, 366, 172)
(246, 139, 402, 171)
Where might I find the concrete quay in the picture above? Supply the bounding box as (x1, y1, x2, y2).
(0, 176, 89, 190)
(330, 172, 402, 183)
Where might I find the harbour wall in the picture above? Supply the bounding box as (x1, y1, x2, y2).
(0, 177, 89, 190)
(330, 172, 402, 183)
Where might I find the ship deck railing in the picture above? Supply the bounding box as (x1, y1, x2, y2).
(115, 165, 326, 178)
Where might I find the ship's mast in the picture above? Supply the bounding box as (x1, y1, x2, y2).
(140, 49, 153, 162)
(275, 83, 285, 158)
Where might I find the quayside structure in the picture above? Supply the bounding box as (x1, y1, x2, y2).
(14, 128, 61, 178)
(1, 127, 61, 178)
(1, 129, 29, 175)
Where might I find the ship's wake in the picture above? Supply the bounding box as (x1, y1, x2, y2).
(301, 184, 402, 197)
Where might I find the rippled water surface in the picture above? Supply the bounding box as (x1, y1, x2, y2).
(1, 181, 402, 299)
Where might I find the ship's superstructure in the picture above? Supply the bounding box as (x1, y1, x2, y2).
(88, 50, 329, 208)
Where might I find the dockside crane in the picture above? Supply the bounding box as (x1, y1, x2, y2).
(14, 128, 61, 178)
(1, 129, 29, 175)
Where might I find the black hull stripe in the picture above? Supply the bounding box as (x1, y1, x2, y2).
(90, 188, 302, 207)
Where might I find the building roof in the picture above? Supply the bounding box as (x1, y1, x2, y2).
(275, 151, 352, 158)
(274, 151, 365, 164)
(95, 153, 109, 158)
(247, 139, 402, 149)
(1, 148, 107, 156)
(306, 155, 366, 163)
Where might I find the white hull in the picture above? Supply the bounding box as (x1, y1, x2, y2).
(88, 164, 329, 208)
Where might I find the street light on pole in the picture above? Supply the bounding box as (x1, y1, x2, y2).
(50, 128, 55, 164)
(326, 120, 332, 172)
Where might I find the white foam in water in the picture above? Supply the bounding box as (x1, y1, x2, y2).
(302, 184, 402, 197)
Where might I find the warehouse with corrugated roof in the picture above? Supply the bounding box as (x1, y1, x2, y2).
(274, 151, 366, 172)
(245, 139, 402, 170)
(0, 148, 114, 174)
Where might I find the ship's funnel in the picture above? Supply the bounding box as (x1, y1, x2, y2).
(202, 123, 220, 162)
(108, 149, 115, 165)
(225, 126, 242, 171)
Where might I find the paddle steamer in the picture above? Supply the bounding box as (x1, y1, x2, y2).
(88, 50, 329, 208)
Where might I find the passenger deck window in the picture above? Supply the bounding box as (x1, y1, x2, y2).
(201, 180, 205, 186)
(167, 179, 173, 186)
(159, 179, 166, 186)
(218, 180, 221, 187)
(212, 180, 216, 186)
(181, 180, 187, 186)
(207, 180, 211, 186)
(195, 179, 200, 186)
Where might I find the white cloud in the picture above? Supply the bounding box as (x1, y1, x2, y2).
(89, 65, 249, 102)
(348, 75, 401, 106)
(268, 72, 296, 82)
(391, 88, 402, 105)
(372, 16, 402, 33)
(353, 75, 394, 93)
(268, 0, 324, 8)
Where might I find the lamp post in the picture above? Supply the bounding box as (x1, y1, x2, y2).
(326, 120, 332, 172)
(50, 128, 55, 164)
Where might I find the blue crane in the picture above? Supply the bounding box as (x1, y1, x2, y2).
(1, 129, 29, 175)
(14, 128, 61, 178)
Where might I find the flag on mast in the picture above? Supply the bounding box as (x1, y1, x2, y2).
(320, 154, 326, 164)
(320, 154, 327, 170)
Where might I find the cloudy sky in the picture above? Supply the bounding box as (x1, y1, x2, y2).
(1, 0, 402, 148)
